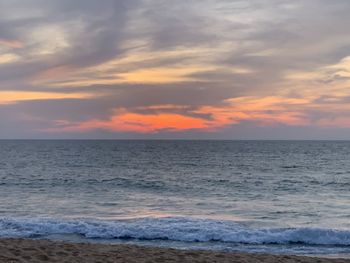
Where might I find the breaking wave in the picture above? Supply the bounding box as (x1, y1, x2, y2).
(0, 217, 349, 246)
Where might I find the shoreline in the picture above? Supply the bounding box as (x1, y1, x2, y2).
(0, 238, 349, 262)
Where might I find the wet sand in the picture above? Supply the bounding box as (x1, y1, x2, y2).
(0, 238, 349, 263)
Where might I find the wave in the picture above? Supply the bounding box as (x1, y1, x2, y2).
(0, 217, 349, 246)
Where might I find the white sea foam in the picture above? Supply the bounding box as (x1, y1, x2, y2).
(0, 217, 349, 246)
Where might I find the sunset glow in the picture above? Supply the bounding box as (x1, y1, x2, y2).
(1, 0, 350, 139)
(0, 91, 91, 104)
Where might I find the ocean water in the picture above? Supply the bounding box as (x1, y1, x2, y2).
(0, 140, 349, 257)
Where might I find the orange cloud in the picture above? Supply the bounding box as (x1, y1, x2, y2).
(0, 39, 24, 49)
(0, 53, 20, 64)
(47, 111, 209, 133)
(45, 96, 310, 134)
(194, 96, 309, 129)
(0, 91, 91, 104)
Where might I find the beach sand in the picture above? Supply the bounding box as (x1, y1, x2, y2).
(0, 239, 349, 263)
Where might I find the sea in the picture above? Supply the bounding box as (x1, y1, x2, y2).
(0, 140, 349, 258)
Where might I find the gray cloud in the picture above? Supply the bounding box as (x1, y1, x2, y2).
(1, 0, 350, 138)
(0, 0, 140, 84)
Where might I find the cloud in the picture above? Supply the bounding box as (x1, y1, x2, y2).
(42, 96, 310, 134)
(0, 53, 20, 64)
(0, 38, 24, 49)
(0, 91, 91, 104)
(1, 0, 350, 138)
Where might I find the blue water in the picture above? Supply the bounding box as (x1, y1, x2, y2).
(0, 140, 349, 257)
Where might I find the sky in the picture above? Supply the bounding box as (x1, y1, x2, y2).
(1, 0, 350, 139)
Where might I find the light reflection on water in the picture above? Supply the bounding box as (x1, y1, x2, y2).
(0, 140, 349, 256)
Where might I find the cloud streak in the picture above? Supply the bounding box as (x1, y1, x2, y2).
(42, 96, 311, 134)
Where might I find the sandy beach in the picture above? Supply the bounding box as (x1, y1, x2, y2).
(0, 238, 348, 263)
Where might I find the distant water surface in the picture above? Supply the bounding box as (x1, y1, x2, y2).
(0, 140, 349, 257)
